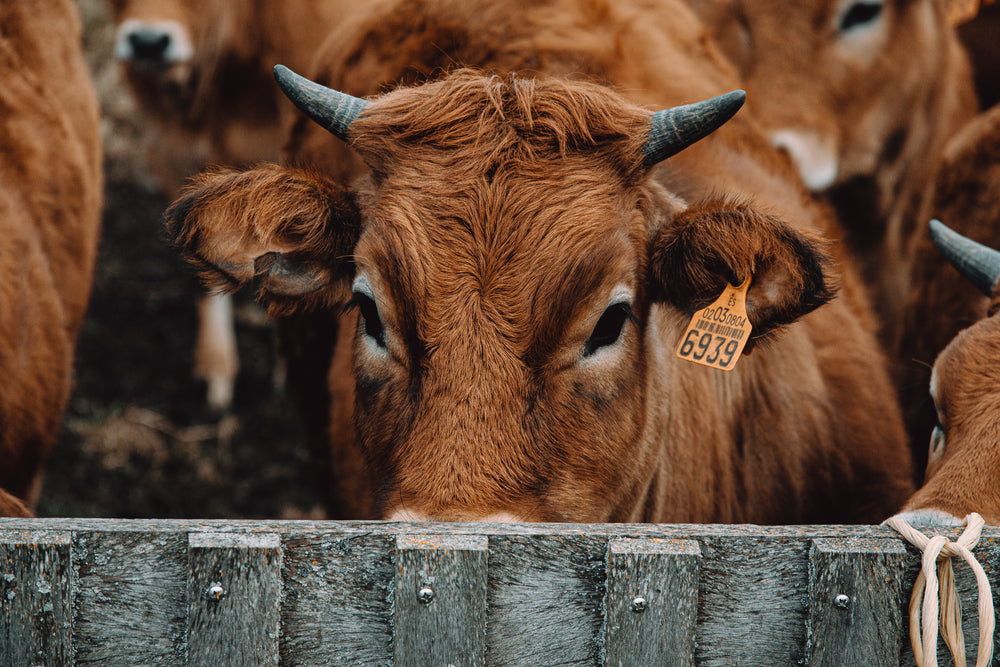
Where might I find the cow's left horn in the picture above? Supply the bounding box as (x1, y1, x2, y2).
(644, 90, 746, 166)
(929, 218, 1000, 296)
(274, 64, 368, 142)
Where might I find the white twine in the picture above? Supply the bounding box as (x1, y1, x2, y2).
(883, 513, 994, 667)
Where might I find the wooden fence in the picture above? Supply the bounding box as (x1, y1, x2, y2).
(0, 519, 997, 666)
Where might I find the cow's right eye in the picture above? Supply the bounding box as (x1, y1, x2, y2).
(348, 292, 386, 348)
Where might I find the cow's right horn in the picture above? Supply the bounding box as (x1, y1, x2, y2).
(643, 90, 746, 166)
(929, 218, 1000, 296)
(274, 64, 368, 142)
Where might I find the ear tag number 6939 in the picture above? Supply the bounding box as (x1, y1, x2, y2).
(676, 276, 752, 371)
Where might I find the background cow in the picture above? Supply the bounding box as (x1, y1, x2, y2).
(0, 0, 103, 515)
(684, 0, 981, 475)
(897, 221, 1000, 525)
(167, 0, 913, 524)
(109, 0, 353, 410)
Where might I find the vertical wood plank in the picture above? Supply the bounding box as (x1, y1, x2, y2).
(487, 534, 606, 666)
(73, 531, 187, 666)
(603, 537, 700, 667)
(394, 533, 488, 667)
(807, 537, 908, 667)
(696, 535, 811, 665)
(0, 530, 73, 667)
(186, 532, 281, 667)
(280, 532, 394, 665)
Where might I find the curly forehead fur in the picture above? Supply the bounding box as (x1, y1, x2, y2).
(347, 69, 653, 181)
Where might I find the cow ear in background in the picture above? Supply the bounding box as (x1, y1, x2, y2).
(165, 164, 361, 315)
(649, 200, 837, 340)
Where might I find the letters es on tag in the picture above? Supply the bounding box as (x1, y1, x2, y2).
(675, 276, 753, 371)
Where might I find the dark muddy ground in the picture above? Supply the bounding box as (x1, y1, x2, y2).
(37, 167, 323, 520)
(36, 1, 322, 519)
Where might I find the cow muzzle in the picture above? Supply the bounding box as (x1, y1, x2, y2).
(385, 507, 524, 523)
(114, 19, 194, 69)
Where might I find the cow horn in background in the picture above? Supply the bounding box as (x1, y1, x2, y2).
(929, 218, 1000, 296)
(274, 64, 368, 142)
(644, 90, 746, 166)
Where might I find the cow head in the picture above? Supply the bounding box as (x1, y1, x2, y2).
(167, 68, 835, 522)
(901, 220, 1000, 524)
(687, 0, 974, 212)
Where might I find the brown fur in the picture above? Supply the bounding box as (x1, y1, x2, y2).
(686, 0, 976, 328)
(0, 0, 102, 514)
(904, 288, 1000, 523)
(169, 0, 913, 523)
(108, 0, 355, 193)
(686, 0, 980, 474)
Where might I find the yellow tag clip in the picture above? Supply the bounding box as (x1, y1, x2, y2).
(675, 276, 752, 371)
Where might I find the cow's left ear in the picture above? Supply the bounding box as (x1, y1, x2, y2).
(166, 164, 361, 315)
(649, 200, 836, 339)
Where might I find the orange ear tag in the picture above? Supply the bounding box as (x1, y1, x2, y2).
(675, 276, 752, 371)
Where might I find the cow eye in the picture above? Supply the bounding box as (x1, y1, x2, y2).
(583, 302, 635, 357)
(348, 292, 386, 348)
(839, 1, 883, 32)
(929, 425, 946, 458)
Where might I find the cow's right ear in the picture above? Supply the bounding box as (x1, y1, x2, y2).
(165, 164, 361, 315)
(649, 200, 836, 341)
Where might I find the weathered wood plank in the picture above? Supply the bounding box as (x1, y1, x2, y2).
(186, 532, 281, 667)
(696, 535, 810, 665)
(0, 530, 73, 667)
(279, 532, 394, 665)
(807, 537, 908, 667)
(72, 531, 187, 666)
(394, 533, 488, 666)
(603, 537, 700, 667)
(487, 534, 606, 666)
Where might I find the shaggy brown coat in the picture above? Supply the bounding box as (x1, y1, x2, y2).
(169, 0, 913, 523)
(0, 0, 103, 514)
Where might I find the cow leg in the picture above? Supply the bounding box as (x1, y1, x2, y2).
(194, 292, 239, 411)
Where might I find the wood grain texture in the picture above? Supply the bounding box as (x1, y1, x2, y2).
(394, 533, 488, 667)
(0, 530, 73, 667)
(696, 535, 811, 665)
(603, 537, 700, 667)
(807, 537, 908, 667)
(186, 532, 281, 667)
(0, 519, 994, 665)
(72, 531, 187, 666)
(279, 531, 394, 665)
(486, 534, 606, 666)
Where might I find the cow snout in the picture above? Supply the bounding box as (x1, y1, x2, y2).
(128, 29, 171, 61)
(769, 129, 839, 191)
(114, 19, 193, 67)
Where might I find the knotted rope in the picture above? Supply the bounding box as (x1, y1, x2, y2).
(883, 513, 994, 667)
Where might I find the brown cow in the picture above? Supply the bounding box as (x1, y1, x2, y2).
(684, 0, 980, 475)
(167, 0, 913, 524)
(684, 0, 976, 338)
(896, 221, 1000, 525)
(0, 0, 103, 515)
(109, 0, 353, 410)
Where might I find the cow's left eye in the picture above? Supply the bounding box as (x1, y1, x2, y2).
(583, 302, 635, 357)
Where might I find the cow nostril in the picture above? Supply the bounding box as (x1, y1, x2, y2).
(127, 29, 172, 60)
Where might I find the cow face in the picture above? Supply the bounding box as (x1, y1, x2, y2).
(902, 221, 1000, 524)
(687, 0, 972, 200)
(167, 70, 834, 522)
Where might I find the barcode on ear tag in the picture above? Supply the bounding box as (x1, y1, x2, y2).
(676, 276, 752, 371)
